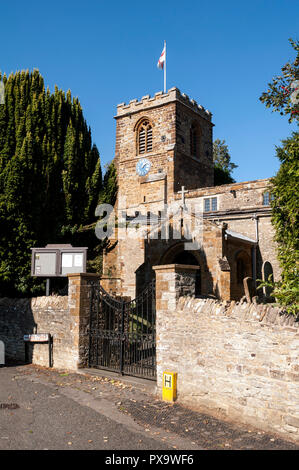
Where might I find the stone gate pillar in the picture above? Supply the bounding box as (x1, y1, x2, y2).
(67, 273, 101, 368)
(152, 264, 200, 393)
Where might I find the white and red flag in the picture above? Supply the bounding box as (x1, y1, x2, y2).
(157, 41, 166, 93)
(157, 43, 166, 70)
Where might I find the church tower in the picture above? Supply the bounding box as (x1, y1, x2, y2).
(114, 87, 214, 213)
(102, 88, 214, 298)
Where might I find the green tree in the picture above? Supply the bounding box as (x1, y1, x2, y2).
(213, 138, 238, 185)
(262, 133, 299, 315)
(0, 69, 103, 296)
(80, 161, 118, 274)
(259, 39, 299, 314)
(99, 162, 118, 206)
(259, 39, 299, 123)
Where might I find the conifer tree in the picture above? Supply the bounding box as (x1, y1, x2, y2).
(0, 69, 104, 296)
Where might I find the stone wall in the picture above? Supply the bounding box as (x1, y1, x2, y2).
(0, 273, 100, 370)
(0, 295, 75, 369)
(174, 178, 270, 210)
(154, 264, 299, 443)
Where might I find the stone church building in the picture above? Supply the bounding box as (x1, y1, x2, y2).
(101, 87, 279, 301)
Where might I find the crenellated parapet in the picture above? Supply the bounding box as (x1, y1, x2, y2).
(116, 87, 212, 121)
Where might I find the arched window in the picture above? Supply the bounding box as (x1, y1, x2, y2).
(262, 261, 274, 283)
(137, 120, 152, 154)
(262, 261, 274, 298)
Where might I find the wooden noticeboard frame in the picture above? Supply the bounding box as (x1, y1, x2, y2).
(31, 244, 88, 278)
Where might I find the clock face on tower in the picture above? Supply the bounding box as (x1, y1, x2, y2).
(136, 158, 151, 176)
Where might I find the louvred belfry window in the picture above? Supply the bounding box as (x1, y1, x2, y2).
(190, 123, 197, 157)
(138, 120, 152, 154)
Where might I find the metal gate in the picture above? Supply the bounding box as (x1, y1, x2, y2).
(88, 280, 156, 380)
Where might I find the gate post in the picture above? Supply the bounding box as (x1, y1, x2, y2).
(68, 273, 101, 368)
(153, 264, 199, 309)
(119, 301, 125, 375)
(152, 264, 200, 394)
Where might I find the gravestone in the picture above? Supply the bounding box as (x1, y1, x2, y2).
(243, 276, 256, 303)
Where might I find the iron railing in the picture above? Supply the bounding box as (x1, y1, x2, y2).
(88, 280, 156, 380)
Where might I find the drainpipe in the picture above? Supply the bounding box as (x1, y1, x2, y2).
(252, 214, 259, 287)
(253, 213, 259, 243)
(252, 245, 257, 287)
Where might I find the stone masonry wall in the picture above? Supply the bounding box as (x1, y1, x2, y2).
(0, 273, 100, 370)
(154, 265, 299, 443)
(0, 296, 76, 369)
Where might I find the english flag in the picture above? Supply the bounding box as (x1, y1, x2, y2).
(157, 43, 166, 70)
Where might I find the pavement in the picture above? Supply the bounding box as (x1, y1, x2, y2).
(0, 361, 298, 451)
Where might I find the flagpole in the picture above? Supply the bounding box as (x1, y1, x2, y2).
(164, 40, 166, 94)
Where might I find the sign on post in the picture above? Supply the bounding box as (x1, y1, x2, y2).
(23, 334, 50, 343)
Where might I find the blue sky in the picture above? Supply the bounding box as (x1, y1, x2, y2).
(1, 0, 298, 182)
